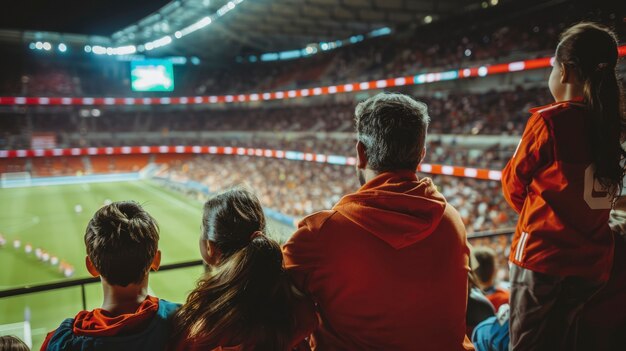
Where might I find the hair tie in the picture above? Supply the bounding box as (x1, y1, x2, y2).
(250, 231, 264, 241)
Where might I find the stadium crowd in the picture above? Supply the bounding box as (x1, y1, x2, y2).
(0, 2, 623, 348)
(0, 1, 620, 97)
(0, 86, 551, 151)
(161, 154, 516, 233)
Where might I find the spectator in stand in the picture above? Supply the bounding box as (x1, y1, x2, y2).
(471, 305, 510, 351)
(467, 254, 496, 336)
(473, 247, 510, 311)
(0, 336, 29, 351)
(502, 23, 624, 350)
(40, 201, 179, 351)
(171, 187, 316, 350)
(283, 92, 473, 350)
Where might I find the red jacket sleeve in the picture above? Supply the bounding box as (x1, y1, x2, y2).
(282, 211, 333, 294)
(502, 113, 552, 213)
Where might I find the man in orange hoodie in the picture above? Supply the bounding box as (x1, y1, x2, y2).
(283, 92, 474, 350)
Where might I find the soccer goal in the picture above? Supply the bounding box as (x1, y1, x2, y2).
(0, 172, 31, 188)
(0, 317, 32, 348)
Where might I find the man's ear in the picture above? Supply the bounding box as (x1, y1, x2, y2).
(150, 250, 161, 272)
(559, 62, 569, 84)
(356, 140, 368, 169)
(419, 147, 426, 165)
(85, 256, 99, 277)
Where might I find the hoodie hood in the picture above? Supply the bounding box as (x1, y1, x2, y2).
(333, 170, 446, 249)
(72, 295, 159, 337)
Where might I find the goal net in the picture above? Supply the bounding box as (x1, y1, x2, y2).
(0, 172, 31, 188)
(0, 307, 32, 348)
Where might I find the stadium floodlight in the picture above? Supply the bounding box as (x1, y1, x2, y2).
(92, 46, 107, 55)
(42, 42, 52, 50)
(35, 42, 43, 50)
(83, 1, 244, 56)
(179, 17, 212, 37)
(490, 0, 499, 5)
(109, 45, 136, 55)
(84, 45, 92, 53)
(144, 35, 172, 51)
(424, 15, 433, 24)
(58, 43, 67, 52)
(28, 43, 36, 50)
(217, 1, 236, 16)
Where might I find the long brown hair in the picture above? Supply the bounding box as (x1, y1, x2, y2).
(556, 22, 625, 195)
(173, 187, 300, 350)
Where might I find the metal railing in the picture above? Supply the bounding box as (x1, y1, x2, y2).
(0, 259, 204, 310)
(0, 229, 514, 309)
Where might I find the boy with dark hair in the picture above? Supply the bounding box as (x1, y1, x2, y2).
(473, 246, 510, 311)
(41, 201, 179, 351)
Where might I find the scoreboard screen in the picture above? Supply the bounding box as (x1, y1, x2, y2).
(130, 59, 174, 92)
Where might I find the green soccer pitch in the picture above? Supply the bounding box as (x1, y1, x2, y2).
(0, 180, 293, 349)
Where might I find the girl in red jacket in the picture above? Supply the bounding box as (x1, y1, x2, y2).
(502, 22, 624, 350)
(171, 187, 316, 351)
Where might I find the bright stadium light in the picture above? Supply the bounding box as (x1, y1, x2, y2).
(42, 42, 52, 50)
(145, 36, 172, 50)
(58, 43, 67, 52)
(179, 17, 212, 37)
(35, 42, 43, 50)
(490, 0, 499, 5)
(424, 15, 433, 24)
(92, 46, 107, 55)
(28, 43, 36, 50)
(85, 0, 245, 55)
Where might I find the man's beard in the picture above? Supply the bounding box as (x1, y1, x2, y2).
(357, 167, 366, 186)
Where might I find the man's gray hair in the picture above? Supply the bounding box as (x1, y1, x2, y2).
(355, 92, 430, 172)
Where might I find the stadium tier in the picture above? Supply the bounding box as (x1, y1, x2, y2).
(1, 0, 625, 350)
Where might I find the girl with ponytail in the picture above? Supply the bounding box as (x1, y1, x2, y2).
(171, 188, 317, 351)
(502, 22, 624, 350)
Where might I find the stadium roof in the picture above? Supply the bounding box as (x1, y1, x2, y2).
(0, 0, 500, 60)
(112, 0, 485, 59)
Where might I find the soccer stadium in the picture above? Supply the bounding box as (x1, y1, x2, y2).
(0, 0, 624, 350)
